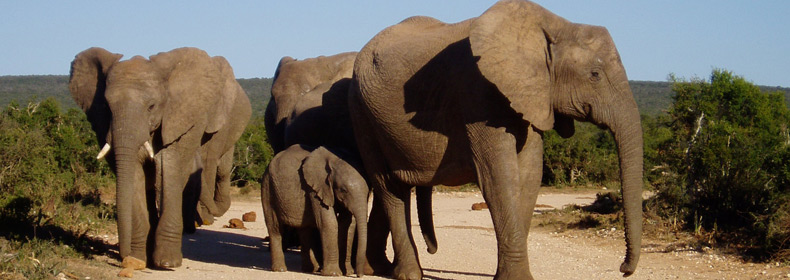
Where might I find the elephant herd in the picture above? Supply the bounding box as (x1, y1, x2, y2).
(68, 1, 644, 279)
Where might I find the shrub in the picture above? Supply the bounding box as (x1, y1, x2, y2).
(649, 70, 790, 261)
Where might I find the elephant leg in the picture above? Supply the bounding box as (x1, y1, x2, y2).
(131, 162, 151, 263)
(336, 208, 355, 276)
(376, 178, 422, 280)
(213, 148, 233, 215)
(469, 124, 541, 280)
(182, 166, 202, 234)
(197, 153, 219, 224)
(261, 179, 287, 272)
(364, 195, 393, 275)
(298, 229, 321, 273)
(310, 198, 342, 276)
(152, 148, 195, 268)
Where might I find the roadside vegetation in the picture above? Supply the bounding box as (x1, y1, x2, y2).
(0, 69, 787, 278)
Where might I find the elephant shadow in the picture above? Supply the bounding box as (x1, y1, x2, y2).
(180, 228, 301, 271)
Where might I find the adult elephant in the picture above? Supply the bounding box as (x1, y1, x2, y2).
(69, 47, 251, 269)
(264, 52, 438, 264)
(264, 52, 358, 154)
(349, 1, 643, 279)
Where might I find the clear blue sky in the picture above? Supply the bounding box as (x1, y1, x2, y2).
(1, 1, 788, 87)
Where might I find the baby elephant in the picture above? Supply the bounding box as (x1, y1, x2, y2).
(261, 144, 368, 277)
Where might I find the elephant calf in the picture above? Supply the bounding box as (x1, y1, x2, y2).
(260, 144, 368, 277)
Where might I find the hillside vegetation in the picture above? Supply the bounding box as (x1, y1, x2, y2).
(0, 76, 274, 117)
(2, 75, 789, 118)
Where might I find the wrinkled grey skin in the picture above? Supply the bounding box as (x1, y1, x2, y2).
(69, 47, 251, 268)
(261, 145, 368, 277)
(349, 1, 643, 279)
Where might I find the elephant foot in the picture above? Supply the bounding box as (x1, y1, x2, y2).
(393, 261, 422, 280)
(271, 263, 287, 272)
(364, 254, 393, 275)
(344, 262, 355, 276)
(494, 266, 534, 280)
(321, 264, 342, 276)
(198, 206, 215, 225)
(152, 248, 182, 269)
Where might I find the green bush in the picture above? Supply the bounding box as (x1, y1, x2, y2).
(542, 122, 619, 186)
(0, 98, 116, 278)
(649, 70, 790, 261)
(232, 116, 274, 188)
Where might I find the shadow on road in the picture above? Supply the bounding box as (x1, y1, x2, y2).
(181, 227, 302, 271)
(423, 267, 495, 279)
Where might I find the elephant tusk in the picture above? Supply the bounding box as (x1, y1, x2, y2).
(96, 143, 111, 160)
(144, 141, 155, 159)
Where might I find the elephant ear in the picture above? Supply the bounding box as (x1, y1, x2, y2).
(302, 147, 335, 208)
(469, 0, 557, 132)
(150, 48, 222, 144)
(205, 56, 240, 134)
(68, 47, 123, 144)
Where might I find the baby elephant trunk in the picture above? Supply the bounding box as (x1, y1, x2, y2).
(352, 204, 367, 277)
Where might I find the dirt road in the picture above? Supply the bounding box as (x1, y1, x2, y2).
(126, 191, 788, 279)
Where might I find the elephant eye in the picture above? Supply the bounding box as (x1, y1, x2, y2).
(147, 104, 155, 112)
(590, 71, 601, 82)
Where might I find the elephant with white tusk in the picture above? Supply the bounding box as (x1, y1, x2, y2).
(69, 47, 251, 270)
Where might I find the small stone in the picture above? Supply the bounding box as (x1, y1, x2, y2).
(224, 218, 246, 229)
(121, 256, 146, 270)
(471, 202, 488, 210)
(242, 211, 257, 222)
(118, 267, 134, 278)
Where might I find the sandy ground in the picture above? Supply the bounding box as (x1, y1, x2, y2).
(123, 190, 789, 280)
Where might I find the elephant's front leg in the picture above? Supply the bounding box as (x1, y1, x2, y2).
(470, 124, 542, 280)
(336, 209, 355, 276)
(152, 148, 195, 268)
(310, 198, 342, 276)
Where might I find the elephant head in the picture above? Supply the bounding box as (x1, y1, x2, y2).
(265, 52, 357, 153)
(69, 47, 240, 263)
(302, 147, 369, 277)
(469, 1, 642, 274)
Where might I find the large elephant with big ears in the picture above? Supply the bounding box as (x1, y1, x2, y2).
(68, 47, 251, 269)
(349, 1, 643, 279)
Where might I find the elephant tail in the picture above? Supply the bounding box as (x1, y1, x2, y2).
(416, 187, 437, 254)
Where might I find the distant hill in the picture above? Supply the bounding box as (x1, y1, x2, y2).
(0, 75, 272, 117)
(2, 75, 788, 118)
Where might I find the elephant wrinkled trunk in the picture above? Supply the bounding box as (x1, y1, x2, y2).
(352, 204, 368, 278)
(603, 96, 643, 276)
(114, 146, 142, 260)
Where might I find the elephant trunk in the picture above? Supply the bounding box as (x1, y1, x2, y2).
(602, 92, 643, 276)
(111, 106, 151, 262)
(352, 204, 367, 278)
(114, 145, 141, 260)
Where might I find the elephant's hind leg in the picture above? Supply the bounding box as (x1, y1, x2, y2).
(375, 177, 422, 280)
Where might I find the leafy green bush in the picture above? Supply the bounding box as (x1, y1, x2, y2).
(232, 116, 274, 189)
(649, 70, 790, 261)
(542, 122, 619, 186)
(0, 98, 116, 278)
